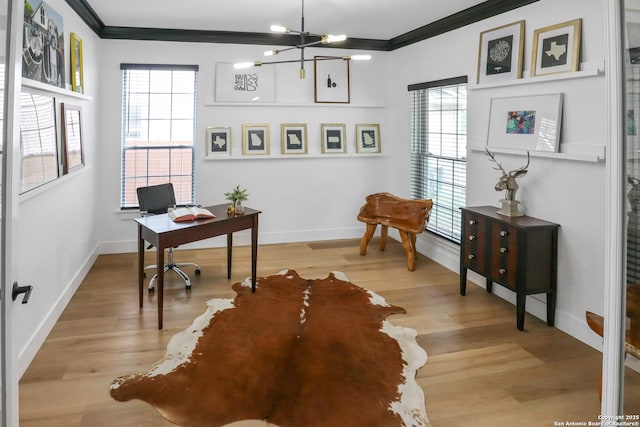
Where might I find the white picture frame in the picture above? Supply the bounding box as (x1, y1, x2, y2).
(215, 63, 276, 102)
(487, 93, 563, 152)
(205, 126, 231, 157)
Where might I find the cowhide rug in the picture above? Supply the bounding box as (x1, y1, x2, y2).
(110, 270, 430, 427)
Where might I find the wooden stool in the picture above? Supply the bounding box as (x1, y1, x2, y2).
(585, 285, 640, 399)
(357, 193, 433, 271)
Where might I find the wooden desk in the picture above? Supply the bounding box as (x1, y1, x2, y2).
(460, 206, 559, 330)
(135, 204, 261, 329)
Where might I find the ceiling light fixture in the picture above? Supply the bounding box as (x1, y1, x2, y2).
(234, 0, 371, 79)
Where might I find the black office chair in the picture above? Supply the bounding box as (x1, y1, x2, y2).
(136, 183, 201, 291)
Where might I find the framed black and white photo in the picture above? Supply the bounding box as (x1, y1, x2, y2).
(215, 63, 276, 102)
(487, 93, 563, 152)
(356, 124, 381, 154)
(206, 126, 231, 157)
(242, 123, 270, 155)
(531, 19, 582, 77)
(477, 20, 525, 84)
(321, 123, 346, 154)
(281, 123, 307, 155)
(314, 56, 350, 104)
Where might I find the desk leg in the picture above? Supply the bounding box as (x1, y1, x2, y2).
(227, 233, 233, 279)
(138, 225, 144, 308)
(460, 267, 467, 296)
(251, 216, 259, 293)
(156, 247, 164, 330)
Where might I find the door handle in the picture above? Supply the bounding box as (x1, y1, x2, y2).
(12, 282, 32, 304)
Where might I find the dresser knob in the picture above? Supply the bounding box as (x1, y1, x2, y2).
(468, 254, 475, 260)
(500, 247, 508, 254)
(499, 268, 507, 275)
(500, 230, 508, 237)
(469, 219, 477, 225)
(469, 235, 476, 241)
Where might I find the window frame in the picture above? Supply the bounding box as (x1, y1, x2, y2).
(120, 63, 199, 210)
(408, 76, 468, 244)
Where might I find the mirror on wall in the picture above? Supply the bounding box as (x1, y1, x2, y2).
(19, 91, 59, 193)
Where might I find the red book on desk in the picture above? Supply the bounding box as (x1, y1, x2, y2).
(168, 206, 215, 222)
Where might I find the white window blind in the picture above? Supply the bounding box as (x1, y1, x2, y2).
(409, 76, 467, 243)
(120, 64, 198, 208)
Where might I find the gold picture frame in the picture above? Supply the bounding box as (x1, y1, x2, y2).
(531, 18, 582, 77)
(242, 123, 270, 155)
(476, 20, 525, 84)
(281, 123, 307, 155)
(356, 124, 381, 154)
(70, 32, 84, 93)
(321, 123, 347, 154)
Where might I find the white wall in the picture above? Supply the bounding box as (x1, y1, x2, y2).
(95, 41, 394, 253)
(14, 0, 101, 376)
(388, 0, 607, 347)
(13, 0, 613, 379)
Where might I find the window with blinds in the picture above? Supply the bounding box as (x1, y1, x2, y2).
(409, 76, 467, 243)
(120, 64, 198, 209)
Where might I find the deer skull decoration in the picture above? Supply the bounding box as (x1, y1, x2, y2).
(485, 148, 530, 202)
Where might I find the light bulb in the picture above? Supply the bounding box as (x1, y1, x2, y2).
(270, 25, 289, 33)
(264, 49, 279, 56)
(324, 34, 347, 44)
(350, 55, 371, 61)
(234, 62, 254, 69)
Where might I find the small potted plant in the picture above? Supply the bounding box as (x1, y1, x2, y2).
(224, 185, 249, 215)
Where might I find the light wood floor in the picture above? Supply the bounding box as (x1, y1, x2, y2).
(19, 238, 640, 426)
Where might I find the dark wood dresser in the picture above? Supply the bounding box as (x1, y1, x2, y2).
(460, 206, 559, 330)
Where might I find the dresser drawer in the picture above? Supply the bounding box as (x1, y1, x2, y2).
(461, 211, 487, 274)
(490, 222, 518, 289)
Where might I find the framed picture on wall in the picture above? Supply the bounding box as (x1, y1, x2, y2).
(321, 123, 347, 154)
(486, 93, 563, 152)
(356, 124, 381, 153)
(242, 123, 270, 155)
(531, 18, 582, 77)
(476, 20, 525, 84)
(70, 32, 84, 94)
(215, 63, 276, 103)
(206, 126, 231, 157)
(281, 123, 307, 155)
(61, 103, 84, 174)
(314, 56, 350, 104)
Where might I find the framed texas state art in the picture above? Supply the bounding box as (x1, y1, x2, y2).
(206, 126, 231, 157)
(477, 20, 525, 84)
(531, 18, 582, 77)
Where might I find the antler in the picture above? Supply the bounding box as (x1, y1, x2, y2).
(510, 151, 530, 178)
(485, 147, 507, 175)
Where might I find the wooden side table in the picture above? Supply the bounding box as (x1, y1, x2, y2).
(460, 206, 559, 330)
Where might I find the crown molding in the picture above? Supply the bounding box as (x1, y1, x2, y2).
(65, 0, 539, 51)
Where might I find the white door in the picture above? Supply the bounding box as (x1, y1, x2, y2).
(2, 0, 27, 424)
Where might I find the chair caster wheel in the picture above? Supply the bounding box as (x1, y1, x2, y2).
(195, 269, 201, 276)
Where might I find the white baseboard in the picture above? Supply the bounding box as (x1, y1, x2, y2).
(17, 244, 99, 379)
(99, 227, 364, 254)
